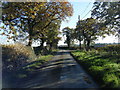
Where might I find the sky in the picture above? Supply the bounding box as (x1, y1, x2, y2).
(58, 0, 118, 45)
(0, 1, 119, 46)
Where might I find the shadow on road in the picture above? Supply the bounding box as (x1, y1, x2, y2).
(2, 50, 99, 88)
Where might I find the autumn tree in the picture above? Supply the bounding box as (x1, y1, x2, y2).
(45, 20, 61, 51)
(1, 2, 73, 46)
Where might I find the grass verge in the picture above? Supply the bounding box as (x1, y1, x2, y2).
(3, 54, 53, 88)
(71, 50, 120, 88)
(23, 55, 53, 70)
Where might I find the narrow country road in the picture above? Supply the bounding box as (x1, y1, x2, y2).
(16, 50, 99, 88)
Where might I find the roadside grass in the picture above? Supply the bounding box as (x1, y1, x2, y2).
(15, 55, 53, 80)
(2, 43, 54, 76)
(23, 55, 53, 70)
(71, 48, 120, 88)
(2, 43, 58, 87)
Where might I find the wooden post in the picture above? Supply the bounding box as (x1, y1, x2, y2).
(78, 15, 81, 49)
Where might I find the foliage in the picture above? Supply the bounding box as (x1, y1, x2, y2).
(71, 45, 120, 88)
(103, 73, 119, 88)
(74, 2, 119, 50)
(2, 43, 36, 71)
(1, 2, 73, 46)
(45, 20, 61, 51)
(62, 27, 74, 48)
(75, 18, 114, 50)
(31, 19, 62, 55)
(92, 2, 120, 35)
(74, 20, 83, 49)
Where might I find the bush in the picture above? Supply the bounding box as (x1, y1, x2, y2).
(2, 43, 36, 71)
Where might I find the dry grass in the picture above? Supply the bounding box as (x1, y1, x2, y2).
(2, 43, 36, 71)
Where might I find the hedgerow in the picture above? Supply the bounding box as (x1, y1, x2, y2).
(2, 43, 36, 71)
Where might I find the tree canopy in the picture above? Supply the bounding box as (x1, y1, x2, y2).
(75, 17, 114, 50)
(1, 1, 73, 46)
(92, 2, 120, 34)
(62, 27, 74, 48)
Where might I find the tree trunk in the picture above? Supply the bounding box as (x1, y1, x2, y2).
(79, 40, 81, 49)
(86, 40, 90, 51)
(53, 43, 57, 49)
(49, 43, 52, 52)
(28, 36, 32, 46)
(68, 42, 70, 49)
(27, 20, 33, 46)
(40, 38, 44, 49)
(83, 39, 86, 51)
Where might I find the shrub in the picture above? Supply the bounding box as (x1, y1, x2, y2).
(2, 43, 36, 71)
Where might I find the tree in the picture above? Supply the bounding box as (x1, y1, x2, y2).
(75, 20, 83, 49)
(1, 2, 73, 46)
(45, 20, 61, 51)
(76, 18, 112, 51)
(91, 2, 120, 36)
(62, 27, 74, 48)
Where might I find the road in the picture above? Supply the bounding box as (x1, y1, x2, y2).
(16, 50, 99, 88)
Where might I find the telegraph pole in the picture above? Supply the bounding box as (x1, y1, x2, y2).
(78, 15, 81, 49)
(78, 15, 80, 22)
